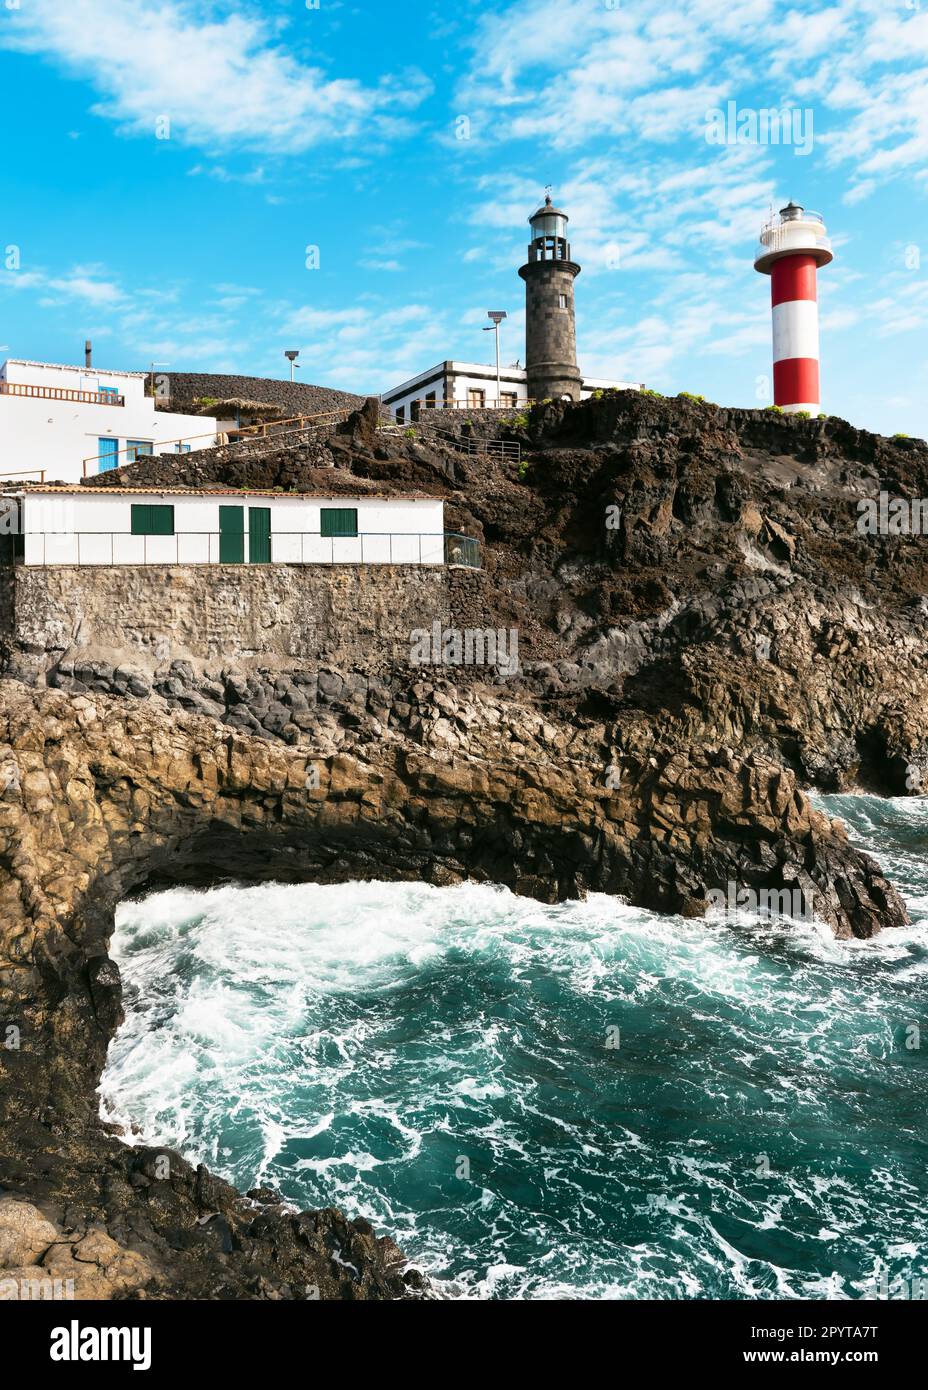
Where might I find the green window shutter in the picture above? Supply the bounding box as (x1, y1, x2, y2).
(130, 504, 174, 535)
(320, 507, 358, 538)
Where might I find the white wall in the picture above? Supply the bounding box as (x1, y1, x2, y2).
(14, 492, 447, 567)
(2, 360, 148, 401)
(580, 377, 642, 395)
(384, 361, 642, 418)
(388, 367, 528, 420)
(0, 361, 217, 486)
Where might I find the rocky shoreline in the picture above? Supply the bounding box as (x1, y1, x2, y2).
(1, 391, 926, 1298)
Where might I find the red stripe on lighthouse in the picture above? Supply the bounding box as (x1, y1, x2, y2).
(773, 356, 819, 407)
(771, 254, 818, 307)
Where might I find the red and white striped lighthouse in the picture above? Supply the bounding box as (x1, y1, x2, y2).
(754, 202, 833, 416)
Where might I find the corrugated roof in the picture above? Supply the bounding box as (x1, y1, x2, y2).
(2, 484, 438, 500)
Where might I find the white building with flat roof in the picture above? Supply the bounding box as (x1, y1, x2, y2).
(381, 360, 643, 422)
(0, 486, 469, 568)
(0, 357, 218, 486)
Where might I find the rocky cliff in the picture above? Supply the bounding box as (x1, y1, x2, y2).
(1, 390, 925, 1299)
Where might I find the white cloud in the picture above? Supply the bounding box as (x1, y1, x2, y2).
(1, 0, 431, 154)
(274, 301, 449, 392)
(1, 262, 125, 307)
(455, 0, 928, 200)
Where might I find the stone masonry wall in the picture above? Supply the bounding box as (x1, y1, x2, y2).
(83, 428, 336, 490)
(1, 563, 452, 680)
(154, 373, 364, 416)
(523, 262, 582, 402)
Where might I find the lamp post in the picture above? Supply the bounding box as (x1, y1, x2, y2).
(284, 349, 300, 383)
(483, 311, 507, 406)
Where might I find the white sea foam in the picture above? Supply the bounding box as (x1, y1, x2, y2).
(101, 824, 928, 1300)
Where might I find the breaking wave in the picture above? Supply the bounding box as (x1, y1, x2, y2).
(100, 794, 928, 1299)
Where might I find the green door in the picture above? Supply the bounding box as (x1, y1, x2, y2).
(219, 505, 244, 564)
(248, 507, 271, 564)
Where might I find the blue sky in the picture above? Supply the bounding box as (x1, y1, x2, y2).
(0, 0, 925, 437)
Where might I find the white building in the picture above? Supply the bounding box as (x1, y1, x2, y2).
(0, 486, 466, 568)
(0, 357, 218, 486)
(381, 360, 643, 423)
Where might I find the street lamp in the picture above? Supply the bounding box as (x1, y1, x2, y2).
(483, 311, 507, 406)
(284, 349, 300, 382)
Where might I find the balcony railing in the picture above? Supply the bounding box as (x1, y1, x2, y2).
(0, 382, 124, 406)
(13, 530, 482, 569)
(756, 229, 832, 259)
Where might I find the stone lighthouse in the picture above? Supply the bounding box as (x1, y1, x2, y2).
(519, 193, 582, 402)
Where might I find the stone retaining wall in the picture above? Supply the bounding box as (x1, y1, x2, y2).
(0, 562, 453, 681)
(410, 407, 527, 438)
(83, 428, 336, 489)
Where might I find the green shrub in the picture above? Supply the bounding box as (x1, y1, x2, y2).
(640, 387, 663, 397)
(765, 405, 783, 414)
(795, 410, 811, 419)
(404, 427, 417, 438)
(678, 391, 707, 403)
(893, 432, 910, 441)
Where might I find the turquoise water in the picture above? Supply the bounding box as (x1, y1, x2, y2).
(101, 795, 928, 1299)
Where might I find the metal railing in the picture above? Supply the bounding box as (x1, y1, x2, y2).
(760, 209, 825, 238)
(16, 529, 481, 569)
(444, 532, 481, 567)
(385, 419, 521, 464)
(80, 407, 353, 475)
(394, 397, 534, 415)
(755, 231, 832, 260)
(0, 468, 46, 482)
(756, 210, 830, 261)
(0, 382, 124, 406)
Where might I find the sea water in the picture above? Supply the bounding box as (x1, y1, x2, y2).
(100, 794, 928, 1299)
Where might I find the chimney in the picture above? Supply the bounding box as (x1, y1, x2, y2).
(84, 339, 92, 369)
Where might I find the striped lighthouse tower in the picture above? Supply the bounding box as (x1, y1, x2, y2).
(754, 202, 833, 416)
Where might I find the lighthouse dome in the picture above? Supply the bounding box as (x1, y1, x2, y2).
(529, 195, 569, 241)
(529, 195, 569, 222)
